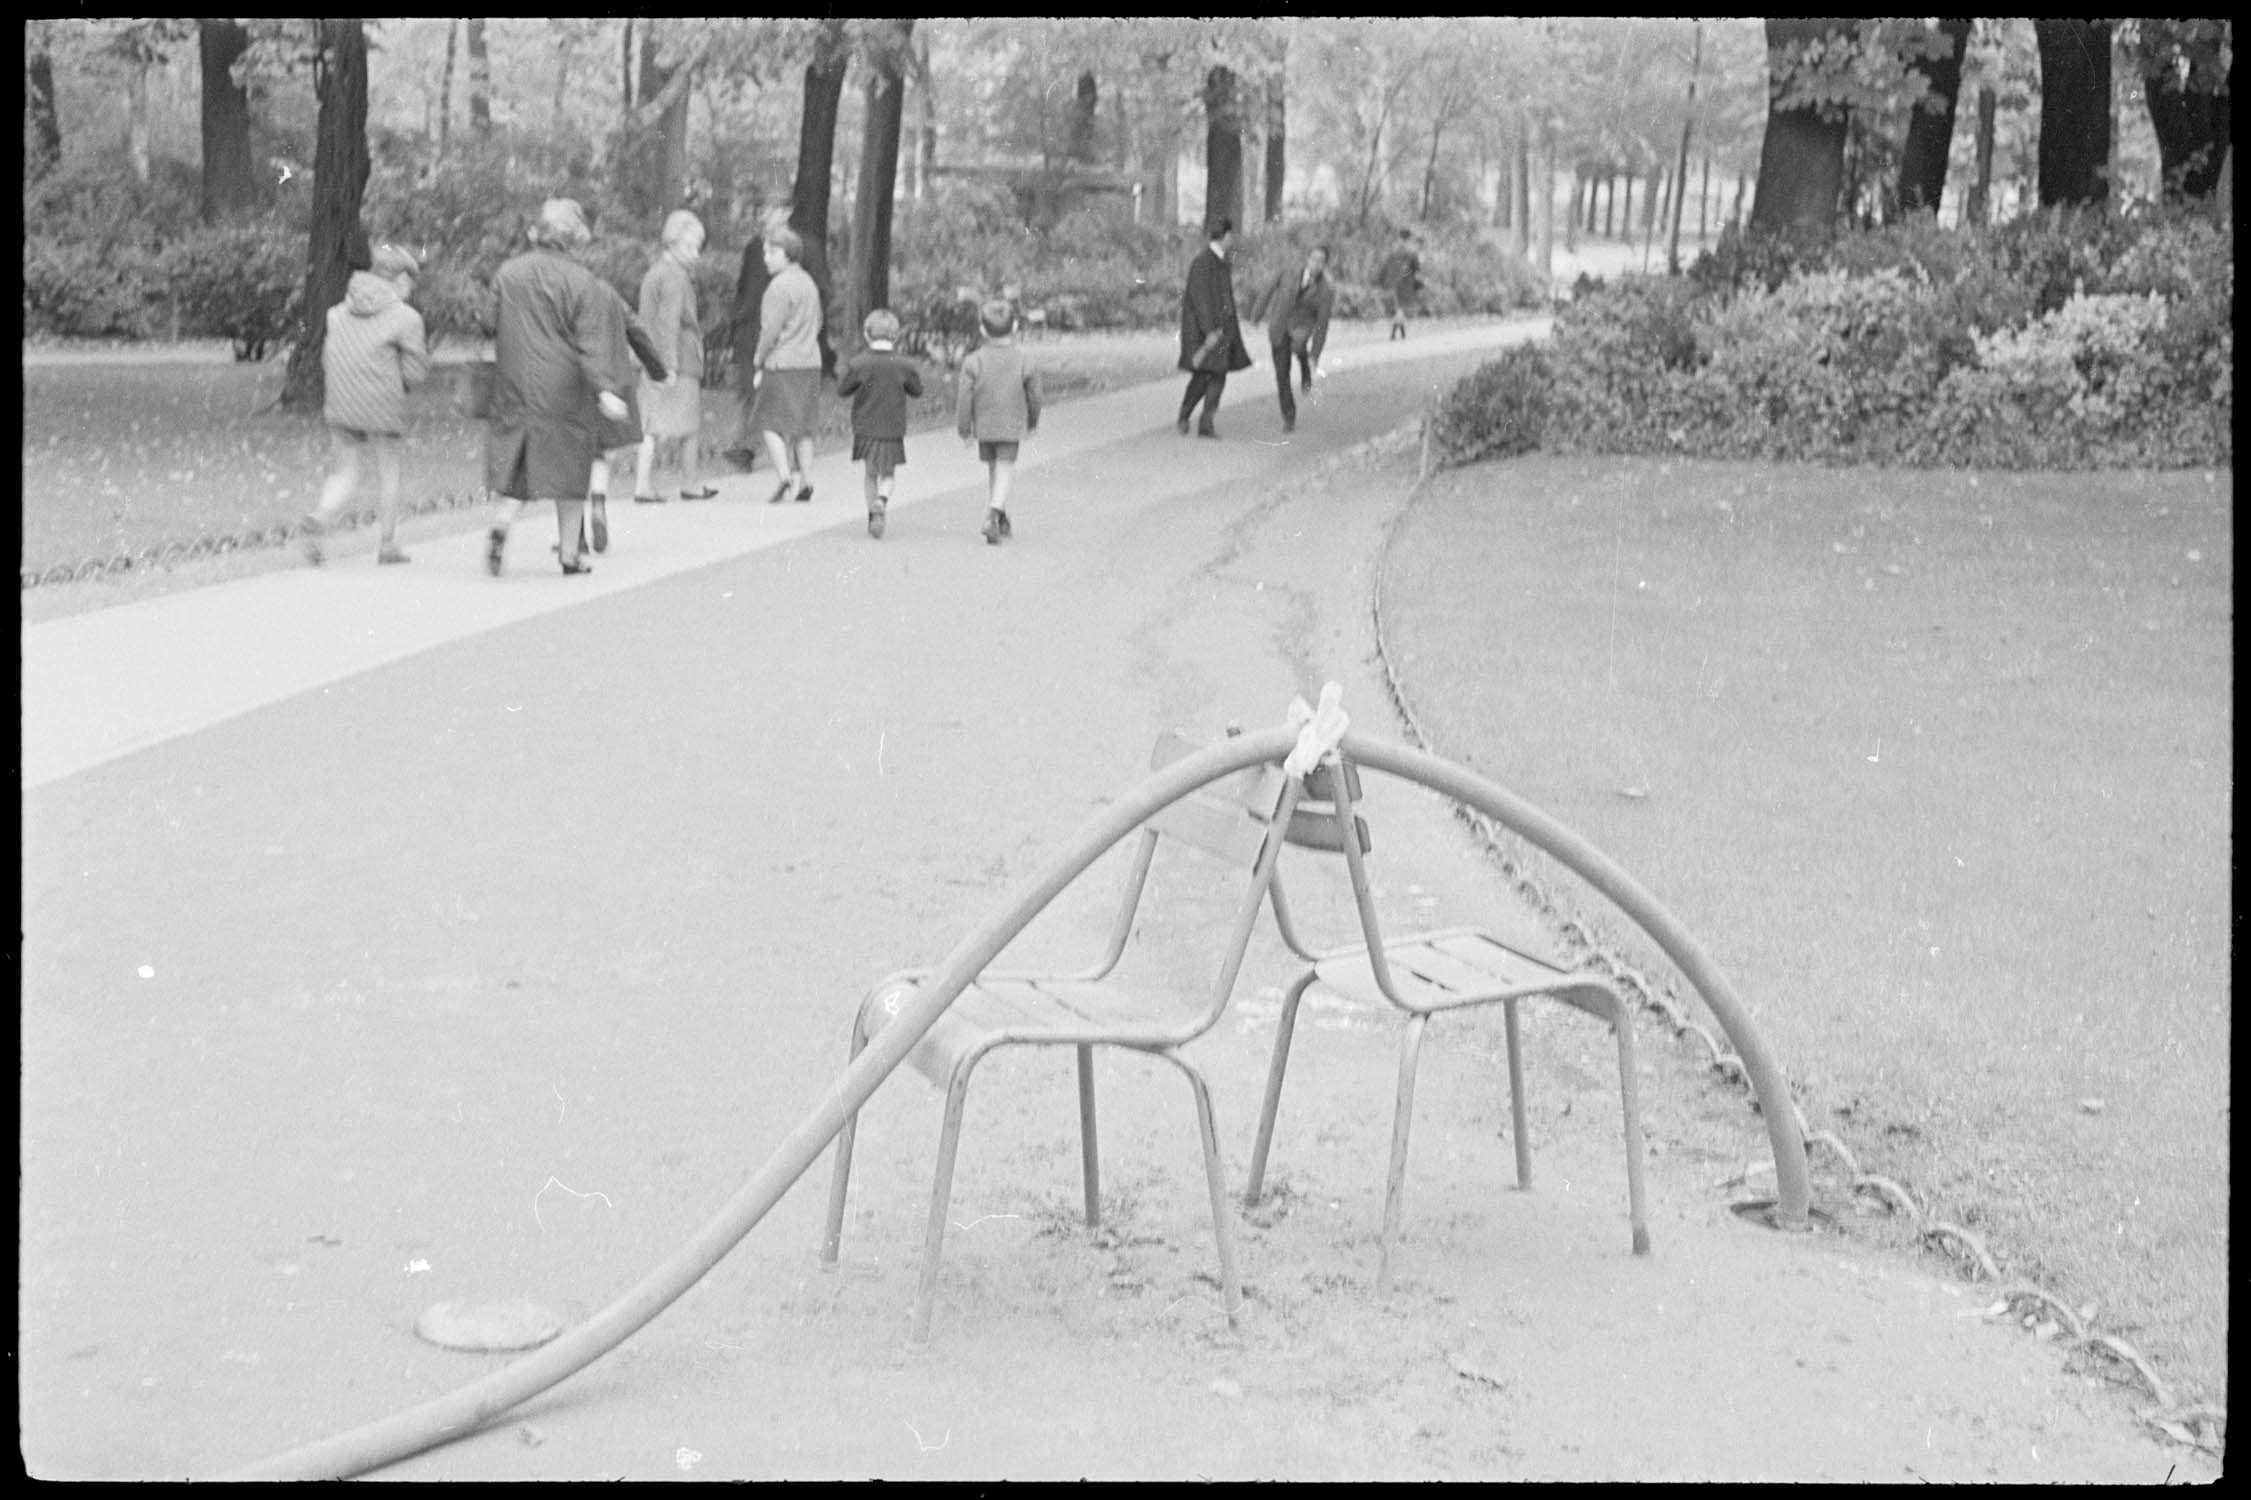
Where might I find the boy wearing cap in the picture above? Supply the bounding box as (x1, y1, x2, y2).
(303, 242, 428, 566)
(955, 299, 1041, 545)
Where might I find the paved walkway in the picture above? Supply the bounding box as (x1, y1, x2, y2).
(20, 320, 1538, 791)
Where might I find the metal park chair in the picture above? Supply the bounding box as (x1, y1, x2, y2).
(1238, 753, 1652, 1290)
(820, 734, 1305, 1345)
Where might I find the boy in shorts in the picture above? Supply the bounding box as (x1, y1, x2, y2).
(954, 299, 1041, 545)
(835, 308, 924, 539)
(304, 242, 428, 565)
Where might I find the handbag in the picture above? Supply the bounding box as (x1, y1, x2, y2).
(455, 360, 498, 420)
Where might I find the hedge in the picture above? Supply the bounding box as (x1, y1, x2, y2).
(1436, 207, 2232, 473)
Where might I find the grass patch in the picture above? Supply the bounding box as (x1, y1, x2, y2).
(1382, 453, 2232, 1408)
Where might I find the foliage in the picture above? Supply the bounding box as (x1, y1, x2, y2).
(1443, 209, 2233, 472)
(158, 218, 306, 360)
(1430, 343, 1550, 466)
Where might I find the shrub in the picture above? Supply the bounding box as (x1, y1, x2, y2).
(1464, 208, 2230, 473)
(1432, 343, 1551, 467)
(159, 217, 304, 361)
(22, 236, 162, 340)
(1544, 274, 1706, 447)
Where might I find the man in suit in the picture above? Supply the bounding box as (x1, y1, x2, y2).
(1250, 244, 1336, 435)
(1175, 217, 1253, 439)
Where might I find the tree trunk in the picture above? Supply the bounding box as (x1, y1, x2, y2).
(1533, 117, 1556, 276)
(1513, 125, 1531, 255)
(1264, 63, 1287, 222)
(1203, 65, 1243, 232)
(2144, 49, 2232, 200)
(1420, 113, 1446, 221)
(199, 20, 260, 223)
(284, 19, 371, 412)
(1897, 17, 1971, 214)
(438, 19, 457, 157)
(1698, 151, 1711, 239)
(1667, 21, 1701, 273)
(848, 20, 913, 354)
(26, 44, 63, 178)
(916, 27, 937, 199)
(466, 18, 492, 135)
(1603, 175, 1616, 237)
(125, 54, 153, 183)
(2033, 19, 2112, 207)
(657, 68, 691, 212)
(1067, 69, 1099, 165)
(792, 20, 850, 378)
(1749, 18, 1853, 233)
(1964, 85, 1996, 224)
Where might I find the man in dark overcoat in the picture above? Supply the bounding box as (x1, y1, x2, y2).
(1175, 217, 1253, 439)
(482, 197, 631, 576)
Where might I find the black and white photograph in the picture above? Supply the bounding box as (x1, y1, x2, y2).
(19, 17, 2230, 1480)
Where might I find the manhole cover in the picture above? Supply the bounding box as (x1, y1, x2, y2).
(413, 1297, 565, 1352)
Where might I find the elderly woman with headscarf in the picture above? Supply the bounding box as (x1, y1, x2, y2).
(745, 224, 825, 505)
(483, 197, 632, 576)
(633, 208, 716, 504)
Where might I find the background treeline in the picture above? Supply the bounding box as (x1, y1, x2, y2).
(22, 18, 2233, 447)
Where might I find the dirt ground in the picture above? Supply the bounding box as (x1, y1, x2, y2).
(17, 345, 2219, 1480)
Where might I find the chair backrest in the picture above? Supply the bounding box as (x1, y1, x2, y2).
(1130, 731, 1304, 1034)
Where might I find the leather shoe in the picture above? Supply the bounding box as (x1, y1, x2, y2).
(679, 486, 718, 501)
(1176, 416, 1191, 436)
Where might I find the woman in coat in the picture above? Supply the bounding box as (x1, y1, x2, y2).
(483, 197, 632, 576)
(1175, 216, 1253, 440)
(635, 209, 716, 503)
(745, 225, 825, 505)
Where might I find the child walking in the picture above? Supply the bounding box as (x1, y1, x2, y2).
(303, 243, 428, 565)
(835, 308, 924, 539)
(955, 299, 1041, 545)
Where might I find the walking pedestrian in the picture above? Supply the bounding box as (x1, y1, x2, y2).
(835, 308, 923, 540)
(302, 242, 427, 566)
(635, 209, 717, 503)
(482, 197, 632, 577)
(1249, 244, 1336, 436)
(723, 208, 784, 473)
(746, 225, 824, 505)
(956, 299, 1041, 545)
(582, 283, 668, 554)
(1377, 227, 1422, 341)
(1176, 217, 1251, 440)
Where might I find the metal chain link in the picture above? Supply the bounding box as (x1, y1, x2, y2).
(1369, 439, 2224, 1459)
(23, 489, 489, 590)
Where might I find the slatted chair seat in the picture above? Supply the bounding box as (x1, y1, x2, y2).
(822, 733, 1305, 1345)
(1235, 754, 1652, 1290)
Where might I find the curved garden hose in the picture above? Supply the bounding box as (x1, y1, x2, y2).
(221, 724, 1804, 1478)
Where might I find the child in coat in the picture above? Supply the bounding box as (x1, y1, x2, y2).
(955, 299, 1042, 545)
(304, 243, 428, 565)
(835, 308, 924, 539)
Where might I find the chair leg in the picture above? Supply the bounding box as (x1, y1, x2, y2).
(1605, 991, 1653, 1256)
(820, 1012, 872, 1268)
(1164, 1049, 1242, 1328)
(1502, 996, 1532, 1190)
(911, 1054, 981, 1347)
(1377, 1012, 1430, 1293)
(1076, 1044, 1101, 1228)
(1245, 972, 1315, 1205)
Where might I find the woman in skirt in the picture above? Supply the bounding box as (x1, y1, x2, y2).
(747, 225, 825, 504)
(635, 209, 716, 502)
